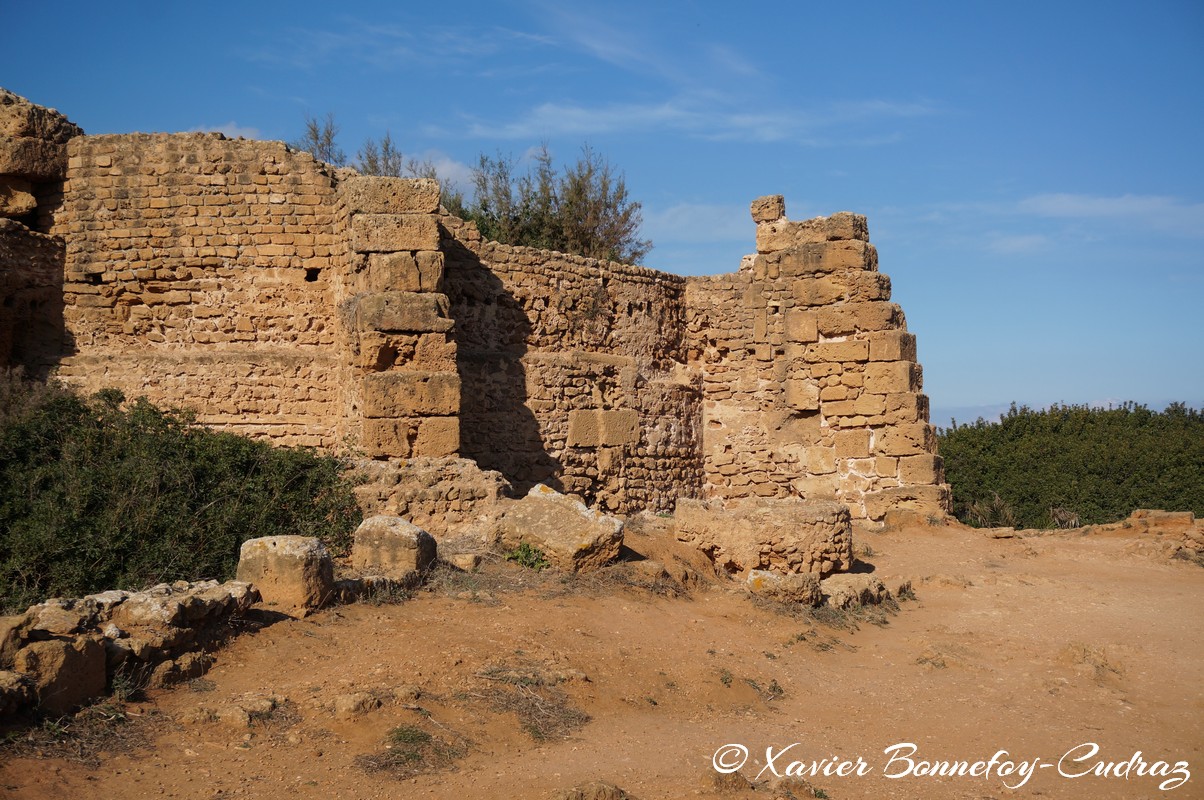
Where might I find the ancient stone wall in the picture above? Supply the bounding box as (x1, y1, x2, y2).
(338, 177, 460, 460)
(0, 89, 81, 374)
(686, 197, 950, 520)
(46, 133, 350, 447)
(0, 89, 951, 524)
(442, 216, 703, 513)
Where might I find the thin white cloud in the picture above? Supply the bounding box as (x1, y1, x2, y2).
(986, 233, 1049, 254)
(192, 122, 261, 139)
(1017, 193, 1204, 235)
(444, 96, 937, 145)
(642, 202, 753, 244)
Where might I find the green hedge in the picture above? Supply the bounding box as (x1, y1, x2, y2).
(938, 402, 1204, 529)
(0, 373, 361, 613)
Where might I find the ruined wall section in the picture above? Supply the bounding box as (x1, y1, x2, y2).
(338, 177, 460, 460)
(686, 196, 950, 521)
(443, 217, 702, 513)
(49, 133, 348, 447)
(0, 89, 82, 372)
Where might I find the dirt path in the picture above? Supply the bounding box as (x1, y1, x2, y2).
(2, 522, 1200, 799)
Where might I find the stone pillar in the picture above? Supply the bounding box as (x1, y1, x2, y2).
(338, 177, 460, 458)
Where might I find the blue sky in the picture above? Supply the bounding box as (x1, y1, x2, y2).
(3, 0, 1201, 426)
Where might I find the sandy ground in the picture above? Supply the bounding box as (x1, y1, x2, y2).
(1, 520, 1200, 800)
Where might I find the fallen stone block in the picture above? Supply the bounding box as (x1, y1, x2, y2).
(0, 670, 34, 717)
(746, 569, 823, 606)
(820, 574, 890, 609)
(13, 635, 106, 715)
(492, 484, 624, 572)
(236, 536, 334, 616)
(352, 515, 437, 578)
(676, 498, 853, 577)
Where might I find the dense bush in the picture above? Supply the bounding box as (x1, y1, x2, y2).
(938, 402, 1204, 529)
(0, 373, 361, 613)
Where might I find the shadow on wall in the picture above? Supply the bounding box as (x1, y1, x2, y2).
(441, 233, 562, 494)
(0, 195, 70, 379)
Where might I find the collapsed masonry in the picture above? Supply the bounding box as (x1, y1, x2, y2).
(0, 88, 951, 525)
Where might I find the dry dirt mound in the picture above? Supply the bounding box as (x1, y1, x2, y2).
(1, 520, 1200, 799)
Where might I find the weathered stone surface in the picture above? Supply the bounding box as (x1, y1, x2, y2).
(493, 484, 624, 572)
(363, 251, 445, 292)
(675, 498, 853, 577)
(750, 194, 785, 223)
(361, 371, 461, 418)
(746, 569, 823, 606)
(351, 213, 440, 252)
(355, 291, 453, 333)
(352, 515, 437, 578)
(339, 176, 440, 215)
(821, 574, 890, 609)
(352, 457, 507, 536)
(236, 536, 334, 616)
(0, 670, 34, 716)
(13, 636, 106, 715)
(0, 88, 83, 142)
(0, 177, 36, 217)
(0, 138, 68, 181)
(863, 484, 952, 522)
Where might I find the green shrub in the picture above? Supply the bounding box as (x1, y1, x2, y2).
(503, 542, 550, 571)
(938, 402, 1204, 529)
(0, 372, 361, 613)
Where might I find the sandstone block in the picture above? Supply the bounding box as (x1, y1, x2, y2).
(834, 429, 871, 459)
(792, 275, 845, 306)
(807, 340, 869, 363)
(0, 177, 36, 217)
(567, 409, 600, 447)
(415, 416, 459, 456)
(351, 213, 440, 253)
(355, 291, 453, 333)
(0, 670, 34, 717)
(863, 484, 952, 521)
(361, 371, 460, 418)
(755, 213, 868, 253)
(493, 484, 624, 572)
(364, 251, 445, 293)
(352, 515, 437, 578)
(784, 380, 820, 411)
(865, 361, 922, 394)
(868, 331, 917, 362)
(807, 446, 837, 474)
(848, 271, 891, 301)
(676, 498, 852, 577)
(236, 536, 334, 616)
(13, 636, 106, 715)
(783, 309, 818, 343)
(821, 575, 889, 609)
(899, 454, 944, 484)
(772, 240, 876, 275)
(0, 89, 84, 142)
(750, 194, 785, 223)
(875, 422, 936, 457)
(599, 409, 639, 446)
(0, 138, 67, 180)
(885, 392, 930, 423)
(817, 301, 903, 336)
(339, 177, 440, 215)
(360, 418, 413, 458)
(823, 393, 886, 418)
(747, 570, 822, 606)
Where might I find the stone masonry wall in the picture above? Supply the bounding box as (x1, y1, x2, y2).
(442, 216, 703, 513)
(686, 196, 951, 521)
(1, 89, 951, 524)
(47, 133, 349, 447)
(0, 89, 82, 374)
